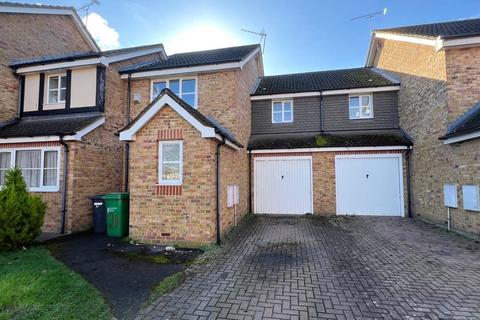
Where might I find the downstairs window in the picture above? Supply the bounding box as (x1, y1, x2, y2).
(0, 148, 60, 192)
(158, 141, 183, 186)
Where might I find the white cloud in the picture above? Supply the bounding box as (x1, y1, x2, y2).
(82, 12, 120, 50)
(164, 22, 241, 54)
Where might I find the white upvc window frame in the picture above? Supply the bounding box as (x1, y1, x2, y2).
(158, 140, 183, 186)
(0, 147, 61, 192)
(272, 100, 294, 124)
(150, 77, 198, 108)
(46, 73, 67, 104)
(349, 94, 374, 120)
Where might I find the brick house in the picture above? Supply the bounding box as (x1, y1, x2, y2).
(0, 2, 166, 233)
(366, 18, 480, 235)
(249, 69, 411, 218)
(119, 45, 263, 244)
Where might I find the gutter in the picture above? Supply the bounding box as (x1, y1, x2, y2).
(215, 137, 226, 245)
(59, 135, 69, 234)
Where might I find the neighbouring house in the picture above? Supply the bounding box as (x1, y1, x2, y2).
(366, 18, 480, 235)
(0, 2, 166, 233)
(119, 45, 263, 244)
(249, 68, 411, 217)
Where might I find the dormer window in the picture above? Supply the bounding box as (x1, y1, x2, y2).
(47, 74, 67, 104)
(349, 94, 373, 119)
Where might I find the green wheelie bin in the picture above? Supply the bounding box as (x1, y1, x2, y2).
(103, 193, 129, 237)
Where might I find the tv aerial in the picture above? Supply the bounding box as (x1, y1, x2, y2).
(241, 28, 267, 53)
(77, 0, 100, 26)
(351, 8, 387, 33)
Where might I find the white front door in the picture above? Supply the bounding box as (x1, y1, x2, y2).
(254, 157, 312, 214)
(335, 154, 404, 216)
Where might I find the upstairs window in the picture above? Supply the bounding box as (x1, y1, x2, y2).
(158, 141, 183, 186)
(0, 148, 60, 192)
(152, 78, 197, 107)
(272, 100, 293, 123)
(47, 74, 67, 104)
(349, 94, 373, 119)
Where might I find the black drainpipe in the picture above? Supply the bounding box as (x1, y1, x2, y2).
(319, 91, 324, 133)
(124, 74, 132, 192)
(406, 146, 413, 218)
(59, 135, 69, 234)
(248, 150, 252, 214)
(216, 138, 226, 245)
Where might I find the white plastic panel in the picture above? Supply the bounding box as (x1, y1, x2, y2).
(443, 184, 458, 208)
(462, 185, 480, 211)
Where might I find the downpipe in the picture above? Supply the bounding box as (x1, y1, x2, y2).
(406, 147, 412, 218)
(59, 136, 69, 234)
(215, 138, 225, 245)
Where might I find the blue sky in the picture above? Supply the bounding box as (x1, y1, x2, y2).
(40, 0, 480, 75)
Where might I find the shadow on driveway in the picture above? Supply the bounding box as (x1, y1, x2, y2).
(47, 234, 185, 320)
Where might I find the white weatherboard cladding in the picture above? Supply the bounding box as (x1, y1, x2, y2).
(254, 157, 312, 214)
(335, 155, 404, 216)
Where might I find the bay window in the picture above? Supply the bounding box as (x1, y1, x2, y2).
(0, 148, 60, 191)
(152, 78, 197, 107)
(158, 141, 183, 186)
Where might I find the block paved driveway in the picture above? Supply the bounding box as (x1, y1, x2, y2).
(138, 215, 480, 320)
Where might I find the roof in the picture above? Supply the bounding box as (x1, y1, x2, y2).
(121, 88, 242, 147)
(9, 43, 165, 69)
(440, 102, 480, 140)
(376, 18, 480, 40)
(120, 44, 260, 73)
(0, 2, 99, 52)
(252, 68, 398, 96)
(0, 113, 103, 138)
(248, 129, 412, 150)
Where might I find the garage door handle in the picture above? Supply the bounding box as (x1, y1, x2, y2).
(281, 175, 284, 179)
(366, 174, 369, 179)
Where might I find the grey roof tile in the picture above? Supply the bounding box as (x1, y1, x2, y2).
(120, 44, 260, 73)
(440, 102, 480, 140)
(120, 89, 243, 147)
(376, 18, 480, 39)
(252, 68, 397, 96)
(0, 113, 103, 138)
(248, 129, 412, 150)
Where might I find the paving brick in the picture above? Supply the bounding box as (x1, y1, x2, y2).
(137, 215, 480, 319)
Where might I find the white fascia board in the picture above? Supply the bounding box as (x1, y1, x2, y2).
(63, 117, 105, 141)
(250, 146, 409, 153)
(365, 35, 377, 67)
(120, 48, 259, 80)
(443, 130, 480, 144)
(214, 134, 241, 150)
(374, 32, 438, 47)
(239, 47, 261, 69)
(442, 36, 480, 49)
(250, 86, 399, 101)
(0, 136, 61, 144)
(119, 95, 216, 141)
(16, 57, 109, 74)
(121, 62, 242, 79)
(107, 46, 166, 63)
(0, 4, 99, 52)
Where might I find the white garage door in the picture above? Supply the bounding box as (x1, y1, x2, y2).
(335, 154, 404, 216)
(255, 157, 312, 214)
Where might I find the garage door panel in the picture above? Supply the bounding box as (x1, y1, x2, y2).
(336, 155, 403, 216)
(255, 157, 312, 214)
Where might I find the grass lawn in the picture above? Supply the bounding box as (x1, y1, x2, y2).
(0, 247, 112, 320)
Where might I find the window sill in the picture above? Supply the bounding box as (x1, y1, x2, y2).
(29, 187, 60, 193)
(156, 183, 182, 186)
